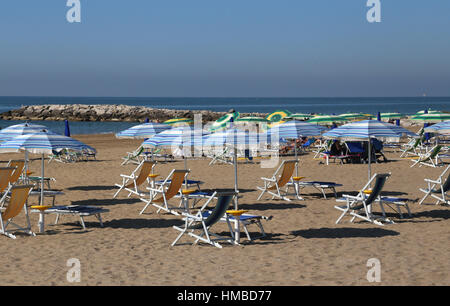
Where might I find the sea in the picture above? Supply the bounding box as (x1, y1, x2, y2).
(0, 96, 449, 135)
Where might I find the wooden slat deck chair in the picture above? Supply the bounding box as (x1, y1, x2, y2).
(113, 160, 155, 198)
(256, 160, 298, 202)
(0, 185, 35, 239)
(0, 167, 16, 195)
(121, 146, 145, 165)
(171, 191, 236, 248)
(410, 145, 442, 168)
(334, 173, 394, 226)
(419, 164, 450, 205)
(7, 160, 25, 185)
(139, 169, 189, 215)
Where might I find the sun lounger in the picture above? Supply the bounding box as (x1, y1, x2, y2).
(0, 185, 35, 239)
(36, 205, 109, 230)
(334, 173, 394, 225)
(256, 160, 299, 202)
(113, 160, 156, 198)
(290, 181, 342, 199)
(0, 167, 16, 195)
(410, 145, 442, 168)
(121, 146, 145, 165)
(6, 160, 25, 184)
(171, 191, 236, 248)
(419, 164, 450, 205)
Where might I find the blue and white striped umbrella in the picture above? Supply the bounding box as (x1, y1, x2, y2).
(203, 128, 262, 147)
(424, 120, 450, 135)
(0, 123, 51, 142)
(267, 120, 326, 139)
(322, 120, 416, 141)
(115, 122, 171, 139)
(323, 120, 416, 181)
(142, 126, 207, 148)
(0, 130, 95, 154)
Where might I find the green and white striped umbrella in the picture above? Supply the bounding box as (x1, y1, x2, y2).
(380, 112, 406, 120)
(235, 116, 269, 123)
(411, 112, 450, 123)
(415, 110, 441, 115)
(285, 113, 312, 120)
(163, 118, 194, 126)
(307, 115, 348, 125)
(338, 113, 371, 121)
(209, 112, 240, 132)
(265, 110, 292, 127)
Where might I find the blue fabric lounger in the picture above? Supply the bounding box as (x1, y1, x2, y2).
(40, 205, 109, 230)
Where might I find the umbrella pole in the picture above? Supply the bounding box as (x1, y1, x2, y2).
(38, 153, 45, 233)
(295, 142, 298, 177)
(184, 156, 188, 188)
(233, 146, 240, 244)
(24, 151, 29, 184)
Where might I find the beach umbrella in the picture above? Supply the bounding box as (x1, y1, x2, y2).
(265, 110, 292, 127)
(267, 120, 327, 175)
(285, 113, 313, 121)
(115, 122, 171, 139)
(0, 130, 94, 233)
(0, 123, 50, 142)
(203, 128, 263, 208)
(424, 120, 450, 135)
(411, 112, 450, 123)
(415, 109, 440, 115)
(209, 112, 240, 132)
(307, 115, 347, 125)
(323, 120, 416, 181)
(64, 120, 71, 137)
(380, 112, 406, 120)
(163, 118, 194, 127)
(145, 118, 150, 123)
(339, 113, 370, 121)
(235, 116, 269, 124)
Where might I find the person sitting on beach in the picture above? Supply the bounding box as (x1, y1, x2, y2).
(329, 141, 345, 156)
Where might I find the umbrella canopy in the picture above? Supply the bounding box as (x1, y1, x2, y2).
(265, 110, 292, 127)
(338, 113, 371, 121)
(323, 120, 416, 181)
(142, 126, 207, 148)
(267, 120, 326, 139)
(209, 112, 240, 132)
(0, 130, 95, 154)
(411, 112, 450, 123)
(0, 123, 50, 142)
(380, 112, 406, 120)
(235, 116, 269, 124)
(415, 110, 441, 115)
(163, 118, 194, 126)
(285, 113, 313, 120)
(307, 115, 348, 125)
(115, 122, 171, 139)
(424, 120, 450, 135)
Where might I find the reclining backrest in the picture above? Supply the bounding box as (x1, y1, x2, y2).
(364, 173, 390, 205)
(7, 160, 25, 184)
(0, 167, 16, 193)
(1, 185, 33, 221)
(188, 192, 235, 229)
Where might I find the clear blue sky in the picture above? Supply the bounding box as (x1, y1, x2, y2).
(0, 0, 449, 97)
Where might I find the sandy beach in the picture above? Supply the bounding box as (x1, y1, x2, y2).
(0, 131, 448, 286)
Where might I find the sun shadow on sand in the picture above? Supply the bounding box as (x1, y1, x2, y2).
(238, 202, 306, 211)
(290, 227, 400, 239)
(70, 198, 141, 206)
(76, 218, 184, 229)
(67, 185, 116, 191)
(409, 209, 450, 220)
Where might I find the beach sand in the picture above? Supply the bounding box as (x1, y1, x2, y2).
(0, 133, 449, 286)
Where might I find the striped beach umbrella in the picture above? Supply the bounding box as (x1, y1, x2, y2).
(424, 120, 450, 135)
(338, 113, 371, 121)
(0, 123, 50, 142)
(323, 120, 416, 180)
(285, 113, 313, 120)
(307, 115, 347, 125)
(265, 110, 292, 127)
(209, 112, 240, 132)
(0, 130, 94, 232)
(267, 120, 326, 139)
(235, 116, 269, 124)
(142, 126, 207, 148)
(115, 122, 171, 139)
(415, 110, 441, 115)
(411, 112, 450, 123)
(163, 118, 194, 126)
(380, 112, 406, 120)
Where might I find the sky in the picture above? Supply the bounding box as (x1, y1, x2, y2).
(0, 0, 449, 97)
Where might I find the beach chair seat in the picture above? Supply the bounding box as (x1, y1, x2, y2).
(334, 173, 393, 225)
(0, 185, 35, 239)
(171, 191, 236, 248)
(113, 160, 155, 198)
(419, 164, 450, 205)
(36, 205, 109, 230)
(410, 145, 442, 168)
(290, 181, 342, 199)
(256, 160, 299, 202)
(140, 169, 189, 215)
(378, 197, 412, 218)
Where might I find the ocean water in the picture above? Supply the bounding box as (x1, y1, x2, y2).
(0, 96, 449, 134)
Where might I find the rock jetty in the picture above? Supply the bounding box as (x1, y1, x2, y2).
(0, 104, 266, 123)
